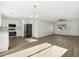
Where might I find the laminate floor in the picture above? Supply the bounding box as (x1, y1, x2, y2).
(0, 35, 79, 57)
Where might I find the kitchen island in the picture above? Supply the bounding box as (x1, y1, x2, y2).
(0, 28, 9, 53)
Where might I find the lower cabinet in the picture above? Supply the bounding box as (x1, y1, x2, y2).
(0, 32, 9, 52)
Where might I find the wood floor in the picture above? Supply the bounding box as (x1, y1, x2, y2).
(0, 35, 79, 57)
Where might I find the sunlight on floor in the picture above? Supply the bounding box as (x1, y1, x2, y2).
(31, 45, 68, 57)
(4, 43, 68, 57)
(25, 38, 38, 43)
(4, 43, 51, 57)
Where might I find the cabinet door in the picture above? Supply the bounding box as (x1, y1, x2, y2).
(0, 33, 9, 52)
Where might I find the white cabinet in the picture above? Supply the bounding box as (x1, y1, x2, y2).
(0, 14, 1, 27)
(0, 32, 9, 52)
(2, 19, 22, 37)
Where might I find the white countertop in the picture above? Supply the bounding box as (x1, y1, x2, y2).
(0, 27, 8, 33)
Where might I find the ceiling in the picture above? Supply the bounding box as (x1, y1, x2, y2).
(1, 1, 79, 22)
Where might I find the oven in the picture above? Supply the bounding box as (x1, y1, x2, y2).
(9, 32, 16, 36)
(8, 24, 16, 37)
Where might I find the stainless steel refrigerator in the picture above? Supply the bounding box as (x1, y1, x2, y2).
(24, 24, 32, 37)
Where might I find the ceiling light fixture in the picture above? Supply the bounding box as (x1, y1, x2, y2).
(30, 4, 39, 21)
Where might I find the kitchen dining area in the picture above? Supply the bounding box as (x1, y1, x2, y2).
(0, 14, 33, 55)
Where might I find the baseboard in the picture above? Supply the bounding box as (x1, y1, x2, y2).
(11, 34, 79, 39)
(36, 34, 79, 39)
(54, 34, 79, 37)
(33, 34, 55, 39)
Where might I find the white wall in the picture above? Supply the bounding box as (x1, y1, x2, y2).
(32, 20, 38, 38)
(70, 20, 79, 36)
(54, 20, 79, 36)
(33, 20, 54, 38)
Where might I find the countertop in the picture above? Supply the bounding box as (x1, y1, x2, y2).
(0, 27, 8, 33)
